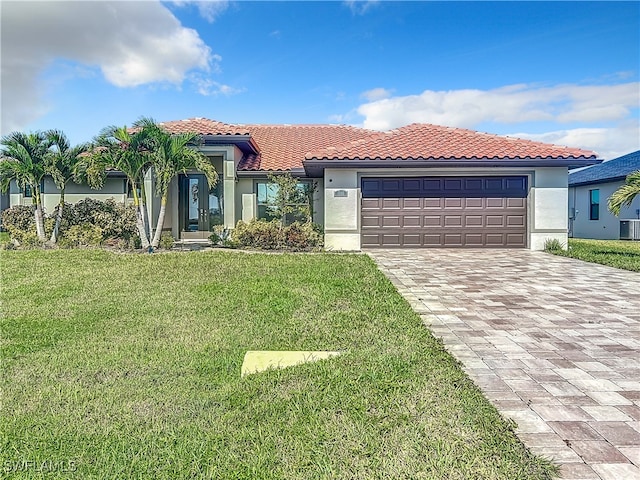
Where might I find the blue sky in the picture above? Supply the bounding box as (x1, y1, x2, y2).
(2, 1, 639, 158)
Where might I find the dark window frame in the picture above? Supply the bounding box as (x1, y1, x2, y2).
(255, 179, 313, 223)
(589, 189, 600, 221)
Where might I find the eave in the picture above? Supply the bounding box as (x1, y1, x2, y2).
(302, 157, 601, 178)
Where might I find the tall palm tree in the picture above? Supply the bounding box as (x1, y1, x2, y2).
(608, 170, 640, 216)
(45, 130, 89, 244)
(0, 131, 53, 241)
(135, 118, 217, 249)
(84, 122, 156, 249)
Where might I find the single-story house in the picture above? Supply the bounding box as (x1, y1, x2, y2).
(568, 150, 640, 240)
(7, 118, 599, 250)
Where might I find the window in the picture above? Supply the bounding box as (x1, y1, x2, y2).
(589, 189, 599, 220)
(22, 184, 33, 198)
(256, 180, 312, 223)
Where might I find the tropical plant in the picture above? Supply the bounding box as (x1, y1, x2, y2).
(82, 121, 156, 249)
(0, 131, 53, 241)
(45, 130, 89, 244)
(267, 172, 314, 225)
(608, 170, 640, 216)
(135, 118, 217, 249)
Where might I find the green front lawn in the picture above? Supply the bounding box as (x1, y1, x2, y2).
(1, 250, 556, 479)
(552, 238, 640, 272)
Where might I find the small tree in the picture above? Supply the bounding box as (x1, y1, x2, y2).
(608, 170, 640, 216)
(267, 172, 315, 225)
(82, 122, 157, 249)
(135, 118, 217, 249)
(0, 131, 52, 242)
(45, 130, 89, 244)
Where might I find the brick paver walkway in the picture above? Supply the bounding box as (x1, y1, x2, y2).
(368, 249, 640, 480)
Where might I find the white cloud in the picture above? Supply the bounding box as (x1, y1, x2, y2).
(1, 1, 217, 134)
(353, 82, 639, 158)
(356, 83, 639, 131)
(510, 120, 640, 160)
(360, 87, 393, 102)
(343, 0, 379, 15)
(171, 0, 231, 23)
(191, 75, 244, 97)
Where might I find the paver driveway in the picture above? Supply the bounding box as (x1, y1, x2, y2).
(368, 249, 640, 480)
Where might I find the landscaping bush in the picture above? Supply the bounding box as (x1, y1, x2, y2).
(159, 232, 175, 250)
(283, 221, 324, 250)
(0, 198, 138, 249)
(0, 205, 45, 247)
(231, 219, 323, 251)
(2, 205, 36, 238)
(71, 198, 138, 241)
(58, 224, 103, 248)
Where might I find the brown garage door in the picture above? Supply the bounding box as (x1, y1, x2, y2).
(361, 176, 527, 248)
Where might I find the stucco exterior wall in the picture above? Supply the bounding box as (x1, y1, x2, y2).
(569, 181, 640, 240)
(529, 167, 569, 250)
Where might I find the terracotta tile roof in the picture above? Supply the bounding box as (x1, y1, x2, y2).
(305, 123, 597, 161)
(238, 124, 375, 171)
(158, 118, 250, 136)
(157, 119, 597, 173)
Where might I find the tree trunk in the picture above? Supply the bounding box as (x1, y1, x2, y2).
(33, 186, 46, 242)
(49, 190, 65, 244)
(132, 187, 150, 249)
(151, 194, 167, 248)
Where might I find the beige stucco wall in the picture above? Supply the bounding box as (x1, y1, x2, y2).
(322, 166, 570, 251)
(529, 167, 569, 250)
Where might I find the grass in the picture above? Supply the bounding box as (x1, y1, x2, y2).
(1, 250, 557, 479)
(548, 238, 640, 272)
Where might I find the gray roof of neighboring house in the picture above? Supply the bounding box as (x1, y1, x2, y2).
(569, 150, 640, 187)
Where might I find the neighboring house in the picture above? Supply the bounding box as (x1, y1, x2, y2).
(6, 118, 598, 250)
(568, 150, 640, 240)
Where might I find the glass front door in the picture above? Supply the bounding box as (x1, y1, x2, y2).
(179, 174, 223, 234)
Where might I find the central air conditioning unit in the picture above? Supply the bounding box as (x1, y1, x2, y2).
(620, 219, 640, 240)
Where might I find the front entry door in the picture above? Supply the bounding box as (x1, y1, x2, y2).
(179, 174, 222, 237)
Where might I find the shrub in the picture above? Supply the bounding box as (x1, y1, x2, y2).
(0, 205, 43, 245)
(2, 205, 36, 233)
(159, 232, 175, 250)
(543, 238, 565, 252)
(231, 219, 323, 251)
(70, 198, 137, 242)
(283, 222, 323, 251)
(232, 219, 284, 250)
(58, 224, 103, 248)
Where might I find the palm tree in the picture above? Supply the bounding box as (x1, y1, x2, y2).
(84, 122, 156, 249)
(135, 118, 217, 249)
(608, 170, 640, 216)
(45, 130, 89, 244)
(0, 131, 53, 241)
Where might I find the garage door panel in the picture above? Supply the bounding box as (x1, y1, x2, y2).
(403, 216, 421, 227)
(444, 215, 462, 226)
(424, 198, 443, 208)
(382, 198, 401, 209)
(361, 215, 381, 227)
(465, 215, 484, 227)
(507, 215, 525, 226)
(402, 198, 422, 209)
(361, 176, 527, 248)
(507, 197, 526, 208)
(424, 215, 442, 227)
(382, 216, 401, 227)
(402, 234, 421, 246)
(465, 198, 484, 208)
